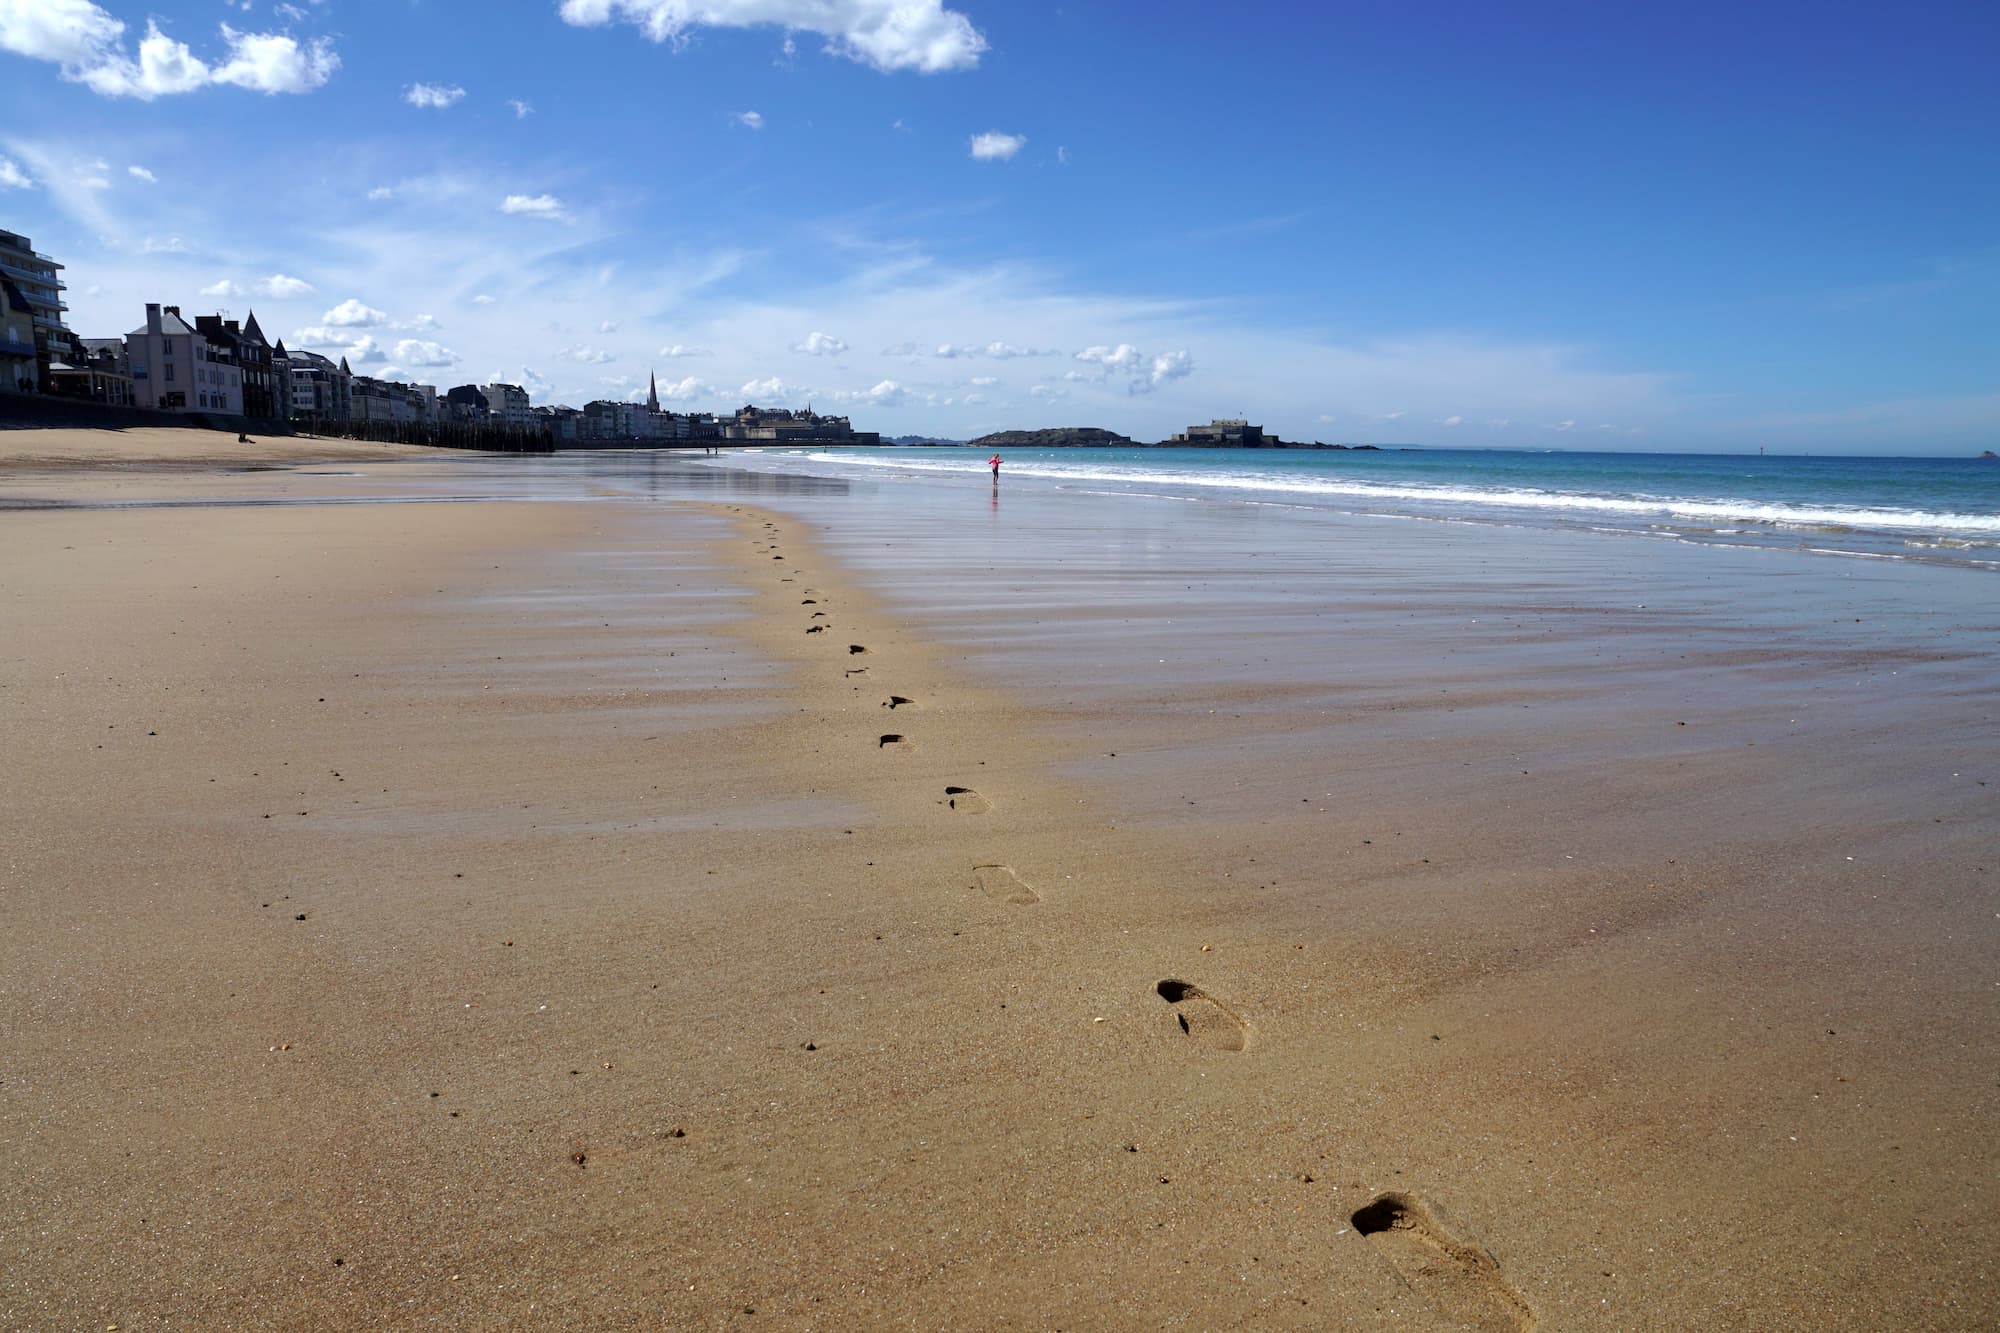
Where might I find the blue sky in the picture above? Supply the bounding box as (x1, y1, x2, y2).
(2, 0, 1994, 453)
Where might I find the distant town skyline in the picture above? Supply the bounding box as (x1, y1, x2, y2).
(3, 0, 1995, 455)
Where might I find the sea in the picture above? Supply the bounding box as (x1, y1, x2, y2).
(704, 445, 2000, 572)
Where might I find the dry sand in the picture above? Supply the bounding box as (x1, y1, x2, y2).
(2, 429, 1995, 1330)
(0, 424, 442, 472)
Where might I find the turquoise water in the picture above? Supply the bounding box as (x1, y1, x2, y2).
(727, 446, 2000, 569)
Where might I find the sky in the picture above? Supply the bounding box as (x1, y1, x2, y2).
(1, 0, 1995, 454)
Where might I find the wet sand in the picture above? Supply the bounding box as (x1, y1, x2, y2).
(1, 433, 1995, 1329)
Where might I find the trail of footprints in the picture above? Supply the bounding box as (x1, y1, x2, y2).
(748, 519, 1531, 1326)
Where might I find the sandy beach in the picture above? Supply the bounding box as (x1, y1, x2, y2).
(2, 428, 1995, 1330)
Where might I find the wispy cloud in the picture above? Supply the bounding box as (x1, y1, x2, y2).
(507, 98, 533, 119)
(0, 157, 29, 189)
(735, 110, 763, 130)
(404, 82, 465, 110)
(126, 164, 156, 183)
(499, 193, 568, 220)
(556, 0, 986, 74)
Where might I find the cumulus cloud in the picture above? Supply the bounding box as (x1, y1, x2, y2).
(126, 164, 156, 183)
(140, 235, 188, 254)
(404, 82, 464, 109)
(736, 110, 763, 129)
(499, 193, 568, 220)
(556, 0, 986, 75)
(740, 376, 796, 400)
(793, 331, 848, 356)
(258, 273, 314, 298)
(403, 314, 441, 331)
(1441, 414, 1463, 426)
(210, 24, 339, 93)
(655, 375, 716, 402)
(366, 185, 394, 201)
(556, 345, 617, 364)
(392, 339, 458, 368)
(1072, 344, 1195, 394)
(471, 294, 497, 305)
(507, 98, 533, 118)
(320, 298, 387, 327)
(199, 279, 243, 298)
(0, 5, 339, 99)
(0, 157, 30, 189)
(834, 379, 906, 406)
(1028, 383, 1067, 401)
(659, 344, 711, 357)
(969, 131, 1025, 161)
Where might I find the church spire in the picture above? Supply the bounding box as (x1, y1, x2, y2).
(647, 369, 659, 413)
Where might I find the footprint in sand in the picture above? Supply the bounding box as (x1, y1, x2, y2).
(883, 695, 913, 710)
(972, 864, 1040, 905)
(806, 625, 827, 634)
(1154, 979, 1251, 1051)
(879, 734, 909, 749)
(942, 785, 990, 814)
(1350, 1192, 1535, 1331)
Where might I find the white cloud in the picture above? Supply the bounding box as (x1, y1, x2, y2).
(499, 193, 568, 220)
(659, 344, 711, 357)
(598, 320, 619, 334)
(471, 294, 498, 305)
(969, 131, 1025, 161)
(200, 279, 243, 298)
(1057, 146, 1069, 166)
(140, 235, 188, 254)
(556, 345, 617, 364)
(1554, 419, 1576, 431)
(736, 110, 763, 129)
(556, 0, 986, 75)
(1072, 343, 1193, 394)
(0, 157, 31, 189)
(258, 273, 315, 298)
(655, 375, 716, 402)
(0, 5, 338, 100)
(0, 0, 124, 68)
(1029, 383, 1067, 401)
(1487, 417, 1511, 428)
(209, 25, 338, 94)
(392, 338, 458, 368)
(404, 82, 465, 109)
(1441, 414, 1463, 426)
(836, 378, 905, 406)
(968, 375, 998, 386)
(507, 98, 533, 118)
(127, 164, 156, 183)
(740, 376, 796, 400)
(793, 331, 848, 356)
(322, 298, 386, 327)
(366, 185, 393, 201)
(404, 314, 441, 331)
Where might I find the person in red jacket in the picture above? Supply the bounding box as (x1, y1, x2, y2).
(989, 453, 1002, 479)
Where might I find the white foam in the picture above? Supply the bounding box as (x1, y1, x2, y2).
(806, 452, 2000, 538)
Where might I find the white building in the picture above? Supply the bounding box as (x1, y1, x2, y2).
(481, 382, 533, 427)
(126, 303, 241, 414)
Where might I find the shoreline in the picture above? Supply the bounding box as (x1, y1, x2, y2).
(2, 441, 1995, 1327)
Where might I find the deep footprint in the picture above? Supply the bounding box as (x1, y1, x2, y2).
(879, 734, 908, 749)
(972, 864, 1040, 905)
(848, 645, 868, 655)
(942, 785, 990, 814)
(883, 696, 913, 710)
(1350, 1193, 1535, 1331)
(1154, 979, 1251, 1051)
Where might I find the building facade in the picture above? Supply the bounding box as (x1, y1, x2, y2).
(289, 349, 352, 422)
(127, 303, 241, 414)
(0, 275, 35, 394)
(0, 228, 71, 392)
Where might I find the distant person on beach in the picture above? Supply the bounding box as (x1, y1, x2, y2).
(989, 453, 1002, 479)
